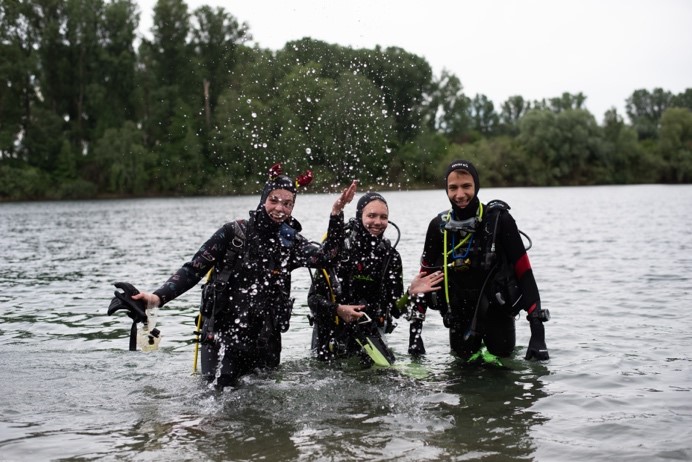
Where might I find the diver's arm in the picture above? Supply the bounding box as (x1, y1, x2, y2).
(419, 216, 444, 275)
(331, 180, 357, 216)
(317, 180, 357, 262)
(397, 271, 444, 304)
(406, 220, 443, 355)
(308, 268, 344, 323)
(293, 212, 345, 269)
(498, 212, 548, 360)
(498, 212, 540, 312)
(408, 218, 445, 312)
(141, 223, 233, 307)
(308, 262, 366, 324)
(294, 182, 356, 269)
(386, 253, 405, 318)
(307, 291, 338, 325)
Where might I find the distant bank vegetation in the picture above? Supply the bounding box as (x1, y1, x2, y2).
(1, 0, 690, 201)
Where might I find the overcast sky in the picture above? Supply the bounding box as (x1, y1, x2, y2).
(137, 0, 692, 122)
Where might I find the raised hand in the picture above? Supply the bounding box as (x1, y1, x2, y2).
(332, 180, 358, 215)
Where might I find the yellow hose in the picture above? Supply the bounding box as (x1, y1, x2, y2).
(192, 312, 203, 374)
(192, 269, 214, 374)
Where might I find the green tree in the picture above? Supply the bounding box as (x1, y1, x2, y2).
(138, 0, 212, 194)
(423, 70, 472, 144)
(360, 46, 432, 144)
(393, 130, 449, 186)
(626, 88, 674, 140)
(470, 94, 499, 136)
(157, 100, 204, 194)
(22, 106, 64, 172)
(499, 95, 531, 136)
(0, 0, 39, 159)
(313, 72, 395, 187)
(190, 5, 248, 124)
(63, 0, 108, 148)
(451, 136, 537, 187)
(601, 108, 651, 183)
(272, 62, 335, 176)
(277, 38, 351, 82)
(0, 163, 51, 200)
(548, 92, 587, 112)
(92, 121, 154, 195)
(278, 39, 432, 146)
(209, 48, 281, 193)
(95, 0, 139, 134)
(138, 0, 193, 145)
(658, 107, 692, 183)
(672, 88, 692, 111)
(518, 108, 605, 185)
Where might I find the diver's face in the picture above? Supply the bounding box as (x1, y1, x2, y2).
(446, 170, 475, 209)
(361, 200, 389, 236)
(264, 189, 295, 223)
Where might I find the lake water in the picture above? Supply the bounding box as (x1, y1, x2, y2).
(1, 185, 691, 461)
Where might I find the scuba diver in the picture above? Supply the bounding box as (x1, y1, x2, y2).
(308, 192, 444, 366)
(409, 160, 550, 362)
(111, 163, 357, 388)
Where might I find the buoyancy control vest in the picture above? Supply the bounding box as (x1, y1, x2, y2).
(315, 220, 400, 331)
(199, 217, 297, 350)
(434, 200, 524, 320)
(309, 221, 401, 361)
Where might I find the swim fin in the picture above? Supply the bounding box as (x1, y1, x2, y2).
(354, 328, 396, 367)
(467, 346, 503, 367)
(107, 281, 147, 323)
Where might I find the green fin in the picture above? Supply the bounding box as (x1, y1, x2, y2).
(356, 336, 394, 367)
(468, 346, 503, 367)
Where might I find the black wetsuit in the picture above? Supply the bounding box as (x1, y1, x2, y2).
(308, 220, 404, 362)
(154, 208, 344, 387)
(417, 200, 540, 360)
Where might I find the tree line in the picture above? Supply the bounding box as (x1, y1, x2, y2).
(1, 0, 691, 201)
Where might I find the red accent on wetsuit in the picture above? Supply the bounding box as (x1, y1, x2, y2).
(514, 253, 531, 280)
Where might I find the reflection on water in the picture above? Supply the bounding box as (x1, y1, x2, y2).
(1, 186, 691, 461)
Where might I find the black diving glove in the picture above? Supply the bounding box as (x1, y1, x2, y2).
(107, 282, 147, 323)
(408, 319, 426, 356)
(525, 307, 550, 361)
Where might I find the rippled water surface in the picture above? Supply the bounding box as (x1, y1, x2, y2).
(1, 185, 691, 461)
